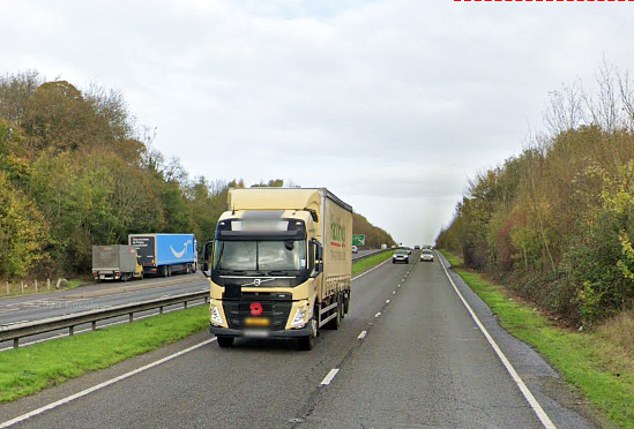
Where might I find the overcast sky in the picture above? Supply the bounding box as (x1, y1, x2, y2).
(2, 0, 633, 245)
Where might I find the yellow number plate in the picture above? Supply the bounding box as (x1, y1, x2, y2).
(244, 317, 270, 327)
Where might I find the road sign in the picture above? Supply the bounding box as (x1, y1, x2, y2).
(352, 234, 366, 246)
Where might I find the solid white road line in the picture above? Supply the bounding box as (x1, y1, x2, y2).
(439, 259, 557, 429)
(351, 257, 392, 281)
(1, 254, 393, 425)
(0, 338, 216, 429)
(357, 330, 367, 340)
(320, 369, 340, 386)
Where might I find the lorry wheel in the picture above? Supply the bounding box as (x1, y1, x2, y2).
(343, 291, 350, 315)
(216, 336, 234, 348)
(297, 318, 317, 351)
(340, 295, 346, 319)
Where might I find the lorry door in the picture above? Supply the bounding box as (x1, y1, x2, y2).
(130, 236, 156, 267)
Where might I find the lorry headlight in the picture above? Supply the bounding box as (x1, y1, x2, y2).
(290, 307, 307, 329)
(210, 304, 224, 326)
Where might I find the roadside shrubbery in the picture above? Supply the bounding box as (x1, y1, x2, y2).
(437, 65, 634, 326)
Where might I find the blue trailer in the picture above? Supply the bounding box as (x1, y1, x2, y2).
(128, 233, 197, 277)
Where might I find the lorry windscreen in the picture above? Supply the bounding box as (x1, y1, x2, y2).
(214, 240, 307, 274)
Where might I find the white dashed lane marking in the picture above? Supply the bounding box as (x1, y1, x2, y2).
(320, 369, 340, 386)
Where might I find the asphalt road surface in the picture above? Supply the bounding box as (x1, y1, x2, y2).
(0, 249, 378, 328)
(0, 251, 599, 428)
(0, 274, 207, 326)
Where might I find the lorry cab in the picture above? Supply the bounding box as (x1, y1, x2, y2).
(202, 188, 352, 350)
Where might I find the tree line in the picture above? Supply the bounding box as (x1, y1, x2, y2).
(0, 71, 394, 280)
(436, 64, 634, 326)
(352, 213, 395, 249)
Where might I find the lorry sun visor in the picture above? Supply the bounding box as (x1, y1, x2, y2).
(241, 210, 285, 219)
(216, 230, 306, 241)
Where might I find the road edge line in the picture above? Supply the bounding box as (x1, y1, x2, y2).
(1, 253, 391, 425)
(0, 338, 216, 429)
(439, 259, 557, 429)
(352, 257, 391, 281)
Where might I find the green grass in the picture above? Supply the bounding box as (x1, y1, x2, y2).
(2, 278, 84, 297)
(65, 279, 83, 290)
(0, 253, 391, 403)
(441, 250, 634, 429)
(0, 306, 208, 402)
(352, 250, 393, 276)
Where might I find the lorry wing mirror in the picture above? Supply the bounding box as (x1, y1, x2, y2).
(201, 241, 214, 277)
(311, 239, 323, 276)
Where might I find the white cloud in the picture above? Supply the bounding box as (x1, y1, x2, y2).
(2, 0, 634, 243)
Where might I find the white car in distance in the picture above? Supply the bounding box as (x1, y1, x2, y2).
(420, 249, 434, 262)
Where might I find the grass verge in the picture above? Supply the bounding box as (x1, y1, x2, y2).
(0, 306, 209, 402)
(352, 250, 392, 276)
(442, 251, 633, 429)
(1, 253, 391, 403)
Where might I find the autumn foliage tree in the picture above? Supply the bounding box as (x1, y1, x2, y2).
(0, 72, 395, 280)
(437, 65, 634, 325)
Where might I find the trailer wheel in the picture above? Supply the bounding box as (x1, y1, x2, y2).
(216, 336, 234, 348)
(343, 291, 350, 314)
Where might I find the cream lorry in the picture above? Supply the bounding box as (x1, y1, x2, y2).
(201, 188, 353, 350)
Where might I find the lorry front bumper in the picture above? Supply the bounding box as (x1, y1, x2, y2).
(209, 325, 312, 338)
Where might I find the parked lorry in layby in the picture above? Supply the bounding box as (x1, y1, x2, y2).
(201, 187, 353, 350)
(91, 245, 143, 282)
(128, 233, 197, 277)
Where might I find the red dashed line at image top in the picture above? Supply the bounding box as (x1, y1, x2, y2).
(454, 0, 634, 3)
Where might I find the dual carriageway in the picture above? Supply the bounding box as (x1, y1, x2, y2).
(0, 249, 598, 428)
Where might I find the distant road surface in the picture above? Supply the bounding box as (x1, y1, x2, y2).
(0, 249, 381, 328)
(0, 274, 207, 326)
(0, 251, 597, 428)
